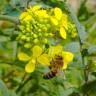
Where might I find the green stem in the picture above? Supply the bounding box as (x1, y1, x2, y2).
(66, 2, 89, 96)
(0, 15, 19, 24)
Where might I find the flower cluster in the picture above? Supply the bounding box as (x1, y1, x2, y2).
(17, 5, 75, 74)
(18, 45, 74, 73)
(17, 5, 77, 48)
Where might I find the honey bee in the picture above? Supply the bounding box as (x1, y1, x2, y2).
(43, 55, 64, 79)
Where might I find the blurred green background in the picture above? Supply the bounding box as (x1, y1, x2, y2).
(0, 0, 96, 96)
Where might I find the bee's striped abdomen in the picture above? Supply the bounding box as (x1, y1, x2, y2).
(43, 71, 57, 79)
(43, 55, 63, 79)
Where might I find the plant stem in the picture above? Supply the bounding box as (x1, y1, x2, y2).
(66, 2, 89, 96)
(0, 15, 19, 24)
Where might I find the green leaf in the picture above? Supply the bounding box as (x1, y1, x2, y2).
(0, 80, 10, 96)
(87, 60, 96, 72)
(81, 80, 96, 96)
(9, 90, 17, 96)
(88, 45, 96, 55)
(92, 72, 96, 77)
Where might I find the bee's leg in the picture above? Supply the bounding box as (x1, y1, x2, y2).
(62, 70, 66, 80)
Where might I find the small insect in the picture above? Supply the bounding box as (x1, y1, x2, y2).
(43, 55, 64, 79)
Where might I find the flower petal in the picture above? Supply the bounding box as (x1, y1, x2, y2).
(19, 12, 29, 20)
(18, 52, 30, 61)
(37, 54, 50, 65)
(48, 45, 63, 57)
(50, 17, 58, 25)
(54, 7, 62, 20)
(25, 60, 36, 73)
(32, 45, 43, 58)
(60, 27, 67, 39)
(32, 5, 41, 12)
(35, 10, 49, 18)
(24, 15, 32, 21)
(62, 51, 74, 63)
(62, 61, 68, 69)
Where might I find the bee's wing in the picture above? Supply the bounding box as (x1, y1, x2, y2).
(57, 70, 66, 80)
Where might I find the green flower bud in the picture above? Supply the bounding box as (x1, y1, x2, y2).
(42, 26, 47, 32)
(49, 33, 54, 37)
(26, 27, 31, 32)
(21, 35, 26, 40)
(33, 38, 39, 44)
(33, 34, 38, 38)
(43, 38, 48, 44)
(43, 19, 48, 23)
(22, 30, 26, 33)
(44, 33, 49, 37)
(46, 24, 51, 29)
(24, 43, 31, 48)
(31, 19, 35, 24)
(19, 25, 25, 30)
(26, 33, 30, 36)
(26, 37, 30, 42)
(31, 32, 34, 35)
(39, 18, 44, 23)
(38, 33, 42, 37)
(38, 29, 42, 32)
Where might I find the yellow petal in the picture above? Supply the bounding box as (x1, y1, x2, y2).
(35, 10, 49, 18)
(37, 54, 50, 65)
(63, 61, 68, 69)
(48, 45, 63, 57)
(62, 51, 74, 63)
(50, 17, 58, 25)
(54, 7, 62, 20)
(32, 5, 41, 12)
(60, 27, 67, 39)
(25, 60, 36, 73)
(27, 5, 41, 12)
(19, 12, 29, 20)
(24, 15, 32, 21)
(32, 45, 42, 58)
(61, 19, 68, 30)
(18, 52, 30, 61)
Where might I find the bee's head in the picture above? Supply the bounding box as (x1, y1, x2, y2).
(55, 55, 63, 60)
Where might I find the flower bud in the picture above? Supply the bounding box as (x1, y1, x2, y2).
(33, 38, 39, 44)
(24, 43, 31, 48)
(43, 38, 48, 44)
(33, 34, 38, 38)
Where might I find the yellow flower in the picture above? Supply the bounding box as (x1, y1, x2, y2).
(60, 14, 68, 30)
(35, 10, 49, 18)
(18, 45, 50, 73)
(50, 16, 58, 25)
(19, 12, 29, 20)
(54, 7, 62, 20)
(27, 5, 41, 12)
(47, 45, 74, 69)
(19, 12, 32, 21)
(61, 19, 68, 30)
(60, 27, 67, 39)
(71, 32, 77, 38)
(24, 15, 32, 21)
